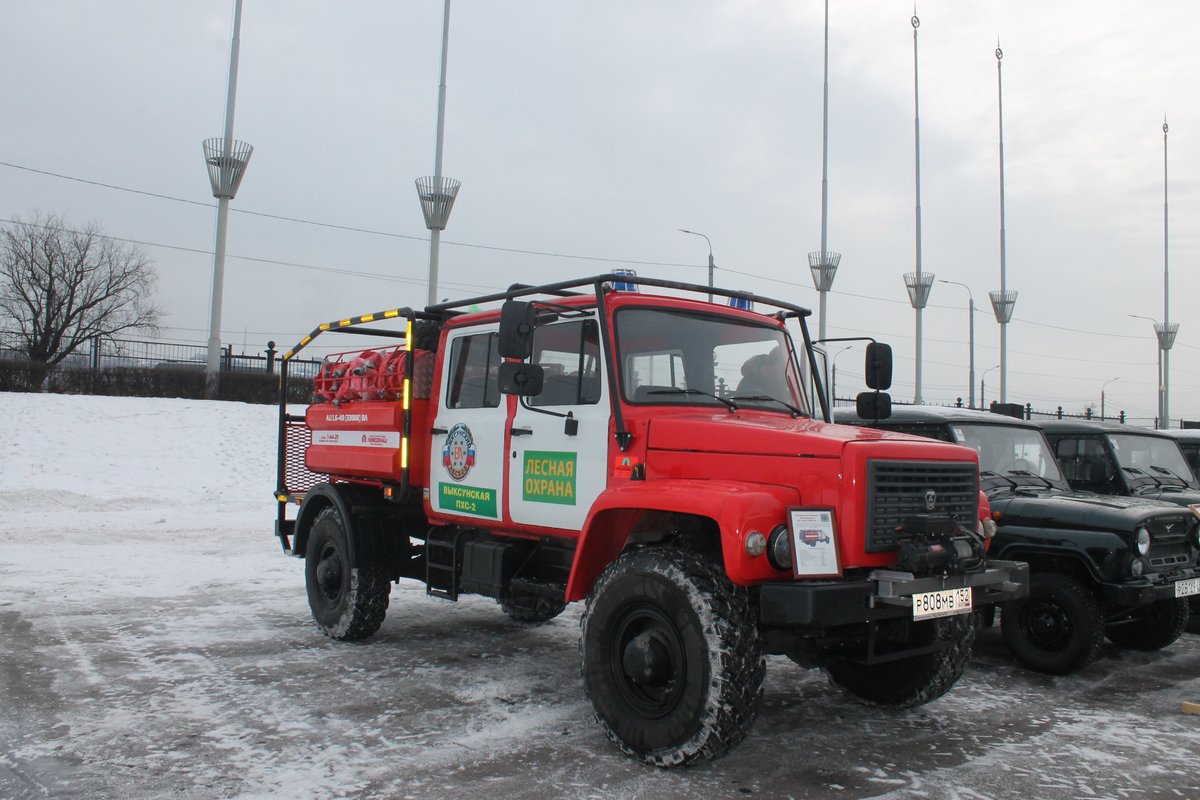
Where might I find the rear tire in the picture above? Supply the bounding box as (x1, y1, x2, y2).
(304, 507, 390, 640)
(1001, 572, 1103, 675)
(580, 548, 764, 767)
(1106, 598, 1190, 651)
(824, 613, 975, 707)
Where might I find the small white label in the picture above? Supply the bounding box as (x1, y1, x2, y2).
(310, 430, 400, 448)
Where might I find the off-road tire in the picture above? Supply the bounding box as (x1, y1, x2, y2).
(579, 547, 764, 767)
(498, 591, 567, 624)
(1001, 572, 1104, 675)
(1105, 598, 1190, 651)
(1188, 597, 1200, 634)
(824, 613, 975, 707)
(305, 507, 390, 640)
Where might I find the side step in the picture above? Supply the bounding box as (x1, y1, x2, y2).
(425, 527, 466, 601)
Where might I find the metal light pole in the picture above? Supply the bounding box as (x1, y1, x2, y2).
(808, 0, 840, 343)
(679, 229, 715, 301)
(939, 279, 975, 408)
(1100, 376, 1120, 420)
(980, 363, 1001, 410)
(1162, 120, 1176, 427)
(202, 0, 253, 400)
(990, 43, 1017, 405)
(417, 0, 461, 307)
(1129, 314, 1175, 428)
(905, 13, 933, 404)
(831, 344, 854, 405)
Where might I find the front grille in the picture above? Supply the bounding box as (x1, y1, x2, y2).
(866, 460, 979, 552)
(1145, 515, 1196, 574)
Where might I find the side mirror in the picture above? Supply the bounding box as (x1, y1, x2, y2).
(865, 342, 892, 391)
(856, 390, 892, 421)
(499, 301, 537, 360)
(498, 362, 544, 396)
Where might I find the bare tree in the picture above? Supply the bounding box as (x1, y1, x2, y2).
(0, 213, 161, 370)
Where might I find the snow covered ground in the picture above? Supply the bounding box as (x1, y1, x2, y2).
(2, 391, 1200, 799)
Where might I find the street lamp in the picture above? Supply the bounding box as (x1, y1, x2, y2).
(908, 13, 930, 404)
(1100, 376, 1120, 420)
(1130, 314, 1178, 428)
(980, 363, 1001, 410)
(993, 43, 1017, 404)
(417, 0, 461, 307)
(679, 229, 715, 301)
(809, 0, 839, 345)
(203, 0, 253, 400)
(831, 344, 855, 405)
(938, 279, 975, 408)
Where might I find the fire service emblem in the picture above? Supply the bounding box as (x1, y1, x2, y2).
(442, 423, 477, 481)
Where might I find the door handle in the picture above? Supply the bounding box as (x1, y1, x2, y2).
(431, 427, 448, 435)
(510, 427, 533, 436)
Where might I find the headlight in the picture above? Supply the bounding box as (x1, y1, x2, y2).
(745, 530, 767, 557)
(977, 518, 997, 539)
(766, 524, 792, 571)
(1136, 527, 1151, 556)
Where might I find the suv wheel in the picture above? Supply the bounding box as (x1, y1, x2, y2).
(579, 547, 764, 767)
(1001, 572, 1103, 675)
(1106, 598, 1190, 651)
(824, 613, 975, 707)
(305, 507, 390, 640)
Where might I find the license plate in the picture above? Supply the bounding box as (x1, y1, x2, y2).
(1175, 578, 1200, 599)
(912, 587, 973, 620)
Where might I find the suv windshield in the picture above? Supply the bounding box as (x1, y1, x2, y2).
(949, 423, 1068, 491)
(614, 307, 809, 415)
(1108, 433, 1198, 488)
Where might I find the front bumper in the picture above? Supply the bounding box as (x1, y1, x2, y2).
(757, 559, 1029, 629)
(1098, 566, 1200, 607)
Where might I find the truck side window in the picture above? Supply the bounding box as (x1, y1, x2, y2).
(447, 333, 501, 409)
(528, 319, 602, 407)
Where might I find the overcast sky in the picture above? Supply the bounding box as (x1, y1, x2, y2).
(3, 1, 1198, 423)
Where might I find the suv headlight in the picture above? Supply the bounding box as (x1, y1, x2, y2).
(766, 524, 792, 571)
(1136, 527, 1151, 556)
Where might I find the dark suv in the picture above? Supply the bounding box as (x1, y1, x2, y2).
(838, 406, 1200, 674)
(1042, 419, 1200, 631)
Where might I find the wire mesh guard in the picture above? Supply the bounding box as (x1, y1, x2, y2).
(283, 420, 323, 496)
(415, 176, 461, 230)
(989, 289, 1018, 323)
(807, 251, 842, 292)
(203, 138, 254, 199)
(903, 271, 936, 309)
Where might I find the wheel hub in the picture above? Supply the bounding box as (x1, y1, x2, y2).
(622, 631, 673, 686)
(316, 550, 343, 600)
(1027, 600, 1070, 649)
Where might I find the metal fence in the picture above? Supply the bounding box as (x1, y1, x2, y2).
(0, 330, 323, 380)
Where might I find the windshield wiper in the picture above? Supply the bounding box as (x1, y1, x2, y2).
(980, 470, 1018, 492)
(727, 394, 805, 417)
(1007, 469, 1055, 489)
(646, 387, 738, 412)
(1150, 465, 1191, 486)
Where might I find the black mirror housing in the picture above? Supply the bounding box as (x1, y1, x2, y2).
(865, 342, 893, 391)
(498, 362, 545, 396)
(498, 301, 537, 360)
(856, 390, 892, 421)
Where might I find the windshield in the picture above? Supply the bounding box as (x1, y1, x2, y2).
(1108, 433, 1198, 487)
(949, 423, 1067, 489)
(614, 307, 809, 414)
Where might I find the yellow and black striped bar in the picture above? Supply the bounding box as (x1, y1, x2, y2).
(281, 307, 410, 361)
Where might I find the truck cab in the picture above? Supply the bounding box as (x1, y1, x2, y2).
(273, 274, 1027, 766)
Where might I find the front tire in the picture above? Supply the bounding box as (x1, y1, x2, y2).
(824, 613, 975, 707)
(580, 548, 764, 767)
(1106, 598, 1190, 651)
(304, 507, 390, 640)
(1001, 572, 1104, 675)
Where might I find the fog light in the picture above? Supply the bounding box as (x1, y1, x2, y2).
(1136, 527, 1151, 556)
(1131, 558, 1146, 577)
(745, 530, 767, 558)
(766, 524, 792, 571)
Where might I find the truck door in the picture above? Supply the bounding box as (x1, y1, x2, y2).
(507, 317, 609, 530)
(428, 325, 507, 522)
